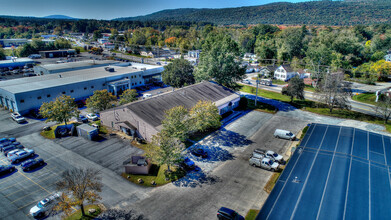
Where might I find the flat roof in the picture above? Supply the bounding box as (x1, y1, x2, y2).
(39, 49, 75, 53)
(0, 63, 164, 94)
(0, 58, 34, 64)
(37, 60, 118, 71)
(258, 123, 391, 219)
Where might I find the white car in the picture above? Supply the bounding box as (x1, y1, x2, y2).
(265, 150, 284, 163)
(30, 193, 60, 218)
(242, 79, 251, 84)
(11, 113, 26, 124)
(86, 113, 99, 121)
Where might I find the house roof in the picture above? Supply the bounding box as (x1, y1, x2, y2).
(124, 81, 239, 128)
(280, 64, 294, 72)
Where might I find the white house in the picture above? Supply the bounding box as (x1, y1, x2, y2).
(274, 65, 298, 81)
(384, 54, 391, 62)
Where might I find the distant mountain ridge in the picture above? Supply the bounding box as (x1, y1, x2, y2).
(114, 1, 391, 25)
(43, 15, 77, 20)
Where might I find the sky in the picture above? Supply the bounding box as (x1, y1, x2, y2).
(0, 0, 308, 20)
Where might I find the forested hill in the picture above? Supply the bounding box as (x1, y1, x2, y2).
(115, 1, 391, 25)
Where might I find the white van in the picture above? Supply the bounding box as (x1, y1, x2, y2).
(274, 129, 296, 140)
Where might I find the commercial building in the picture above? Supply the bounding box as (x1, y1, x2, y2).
(39, 49, 76, 58)
(33, 60, 119, 75)
(0, 63, 164, 114)
(100, 81, 240, 141)
(0, 39, 28, 47)
(0, 58, 35, 69)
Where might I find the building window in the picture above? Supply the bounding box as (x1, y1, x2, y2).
(62, 91, 66, 94)
(20, 100, 24, 103)
(102, 83, 106, 86)
(131, 76, 133, 79)
(47, 94, 51, 98)
(91, 86, 94, 89)
(84, 87, 87, 90)
(139, 74, 141, 77)
(37, 96, 42, 100)
(70, 90, 74, 93)
(139, 82, 142, 84)
(132, 83, 134, 86)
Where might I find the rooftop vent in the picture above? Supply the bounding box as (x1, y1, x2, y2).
(105, 67, 115, 72)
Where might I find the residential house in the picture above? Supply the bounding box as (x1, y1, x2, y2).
(274, 64, 299, 81)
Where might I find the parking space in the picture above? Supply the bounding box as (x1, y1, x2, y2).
(131, 111, 308, 220)
(0, 109, 150, 219)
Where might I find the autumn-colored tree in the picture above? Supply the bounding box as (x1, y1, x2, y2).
(86, 90, 116, 113)
(39, 95, 79, 125)
(371, 60, 391, 81)
(189, 100, 221, 132)
(119, 89, 138, 105)
(164, 37, 177, 46)
(55, 168, 102, 217)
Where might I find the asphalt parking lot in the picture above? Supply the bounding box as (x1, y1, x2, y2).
(131, 111, 308, 220)
(0, 110, 149, 219)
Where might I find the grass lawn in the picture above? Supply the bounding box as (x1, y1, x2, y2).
(272, 79, 288, 85)
(352, 93, 377, 106)
(64, 204, 101, 220)
(245, 209, 260, 220)
(122, 164, 186, 187)
(90, 120, 108, 134)
(264, 172, 282, 194)
(304, 85, 316, 92)
(247, 98, 277, 114)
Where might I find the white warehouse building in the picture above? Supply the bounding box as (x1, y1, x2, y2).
(0, 63, 164, 115)
(33, 60, 119, 75)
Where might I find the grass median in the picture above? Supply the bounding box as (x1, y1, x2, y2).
(352, 92, 376, 105)
(240, 85, 391, 133)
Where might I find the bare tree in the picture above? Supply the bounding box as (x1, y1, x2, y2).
(374, 95, 391, 124)
(55, 168, 102, 217)
(317, 73, 352, 112)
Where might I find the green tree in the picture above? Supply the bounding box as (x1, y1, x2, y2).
(282, 76, 305, 102)
(119, 89, 138, 105)
(161, 106, 190, 142)
(162, 58, 195, 88)
(93, 30, 102, 41)
(86, 90, 116, 113)
(39, 95, 79, 125)
(189, 100, 221, 132)
(146, 133, 184, 172)
(0, 46, 5, 60)
(371, 60, 391, 81)
(194, 33, 245, 90)
(55, 168, 102, 217)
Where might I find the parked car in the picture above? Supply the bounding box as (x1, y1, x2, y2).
(0, 165, 16, 176)
(249, 157, 280, 171)
(86, 113, 99, 121)
(265, 150, 284, 164)
(8, 149, 35, 164)
(3, 144, 24, 155)
(242, 79, 251, 84)
(181, 157, 196, 170)
(29, 193, 60, 218)
(11, 113, 26, 124)
(77, 115, 88, 123)
(21, 158, 45, 171)
(0, 137, 15, 144)
(217, 207, 244, 220)
(274, 129, 296, 140)
(191, 147, 208, 158)
(7, 149, 22, 158)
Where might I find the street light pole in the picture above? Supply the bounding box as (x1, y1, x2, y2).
(255, 76, 259, 106)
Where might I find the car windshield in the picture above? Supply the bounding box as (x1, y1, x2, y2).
(273, 153, 278, 157)
(15, 116, 23, 119)
(289, 132, 293, 136)
(268, 160, 273, 165)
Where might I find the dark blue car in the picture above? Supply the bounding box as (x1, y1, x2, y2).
(77, 115, 88, 123)
(21, 158, 45, 171)
(191, 147, 208, 158)
(182, 157, 196, 170)
(0, 165, 16, 175)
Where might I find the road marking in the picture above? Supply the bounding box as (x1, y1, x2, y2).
(4, 175, 57, 197)
(11, 187, 46, 203)
(17, 193, 51, 210)
(16, 171, 51, 194)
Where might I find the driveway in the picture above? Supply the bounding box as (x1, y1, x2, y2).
(130, 111, 307, 219)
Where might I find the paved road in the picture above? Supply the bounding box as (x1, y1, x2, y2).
(242, 77, 383, 116)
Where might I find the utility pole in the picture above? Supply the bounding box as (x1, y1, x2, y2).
(255, 75, 259, 106)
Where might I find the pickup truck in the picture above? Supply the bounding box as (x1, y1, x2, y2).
(249, 157, 280, 171)
(8, 149, 35, 164)
(252, 149, 285, 164)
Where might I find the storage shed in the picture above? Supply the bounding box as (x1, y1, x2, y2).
(77, 124, 98, 140)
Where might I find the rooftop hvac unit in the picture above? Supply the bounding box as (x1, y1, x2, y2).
(105, 67, 115, 72)
(141, 68, 146, 71)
